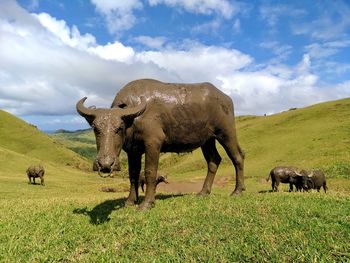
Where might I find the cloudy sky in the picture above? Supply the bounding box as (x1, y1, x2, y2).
(1, 0, 350, 131)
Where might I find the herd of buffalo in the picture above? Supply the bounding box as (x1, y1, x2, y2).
(26, 79, 328, 209)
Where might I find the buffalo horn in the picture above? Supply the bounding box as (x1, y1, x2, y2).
(76, 97, 96, 118)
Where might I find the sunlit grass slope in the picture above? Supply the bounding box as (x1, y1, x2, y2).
(0, 110, 89, 170)
(1, 100, 350, 262)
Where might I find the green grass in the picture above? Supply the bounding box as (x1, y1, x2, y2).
(1, 98, 350, 261)
(0, 180, 349, 262)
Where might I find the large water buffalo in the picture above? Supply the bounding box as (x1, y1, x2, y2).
(26, 165, 45, 186)
(267, 166, 300, 192)
(77, 79, 245, 209)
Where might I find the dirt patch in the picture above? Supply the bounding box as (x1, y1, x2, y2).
(157, 176, 232, 194)
(100, 176, 233, 194)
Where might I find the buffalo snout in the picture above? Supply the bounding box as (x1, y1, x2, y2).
(95, 157, 121, 176)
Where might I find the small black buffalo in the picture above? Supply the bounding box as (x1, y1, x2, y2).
(291, 175, 313, 192)
(26, 165, 45, 186)
(267, 166, 300, 192)
(299, 169, 328, 193)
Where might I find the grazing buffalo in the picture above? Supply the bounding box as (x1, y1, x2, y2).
(139, 173, 169, 192)
(77, 79, 245, 209)
(299, 169, 328, 193)
(291, 175, 314, 192)
(267, 166, 300, 192)
(26, 165, 45, 186)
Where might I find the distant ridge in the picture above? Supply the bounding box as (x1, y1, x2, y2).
(53, 128, 92, 134)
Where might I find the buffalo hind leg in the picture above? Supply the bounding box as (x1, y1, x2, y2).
(125, 152, 142, 207)
(217, 133, 245, 195)
(198, 138, 222, 195)
(40, 176, 45, 186)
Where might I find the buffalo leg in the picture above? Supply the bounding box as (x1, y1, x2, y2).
(289, 183, 293, 192)
(40, 176, 45, 186)
(198, 138, 222, 195)
(274, 180, 280, 192)
(323, 183, 327, 193)
(271, 178, 276, 192)
(139, 139, 162, 210)
(125, 152, 142, 206)
(217, 134, 245, 195)
(33, 177, 36, 184)
(28, 175, 31, 184)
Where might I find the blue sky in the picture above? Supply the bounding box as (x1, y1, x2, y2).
(1, 0, 350, 131)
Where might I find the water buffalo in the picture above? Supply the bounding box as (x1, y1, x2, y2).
(139, 173, 169, 192)
(291, 175, 314, 192)
(299, 169, 328, 193)
(26, 165, 45, 186)
(267, 166, 300, 192)
(77, 79, 245, 209)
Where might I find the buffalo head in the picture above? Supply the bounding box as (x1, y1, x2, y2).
(76, 97, 146, 177)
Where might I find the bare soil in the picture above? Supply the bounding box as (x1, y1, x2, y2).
(157, 176, 232, 194)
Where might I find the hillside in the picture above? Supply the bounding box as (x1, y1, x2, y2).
(1, 100, 349, 262)
(0, 109, 90, 172)
(53, 97, 350, 180)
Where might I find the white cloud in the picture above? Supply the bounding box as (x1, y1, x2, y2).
(260, 41, 292, 63)
(90, 0, 143, 34)
(0, 1, 173, 117)
(233, 19, 240, 33)
(148, 0, 236, 19)
(306, 40, 350, 60)
(136, 45, 253, 82)
(133, 35, 167, 49)
(291, 1, 350, 41)
(1, 0, 350, 131)
(192, 18, 222, 35)
(260, 4, 306, 27)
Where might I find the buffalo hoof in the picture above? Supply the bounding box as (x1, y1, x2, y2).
(138, 201, 155, 211)
(197, 190, 211, 196)
(230, 190, 243, 196)
(124, 199, 138, 207)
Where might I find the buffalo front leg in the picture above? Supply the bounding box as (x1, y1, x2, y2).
(125, 152, 142, 207)
(198, 138, 222, 195)
(139, 140, 162, 210)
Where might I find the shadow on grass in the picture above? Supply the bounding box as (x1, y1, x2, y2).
(73, 193, 185, 225)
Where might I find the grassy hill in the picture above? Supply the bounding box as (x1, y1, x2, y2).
(1, 99, 350, 262)
(0, 109, 90, 171)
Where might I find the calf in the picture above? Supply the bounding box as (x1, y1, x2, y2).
(139, 173, 169, 192)
(26, 165, 45, 186)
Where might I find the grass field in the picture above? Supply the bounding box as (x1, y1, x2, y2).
(1, 98, 350, 262)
